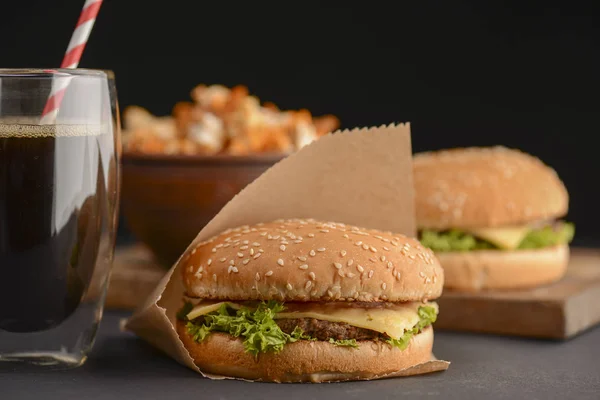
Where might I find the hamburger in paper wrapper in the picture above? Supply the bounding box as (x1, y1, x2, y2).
(125, 123, 450, 382)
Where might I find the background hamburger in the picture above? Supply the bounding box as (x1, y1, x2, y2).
(175, 219, 443, 382)
(413, 146, 574, 292)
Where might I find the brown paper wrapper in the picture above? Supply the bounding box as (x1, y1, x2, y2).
(125, 123, 450, 381)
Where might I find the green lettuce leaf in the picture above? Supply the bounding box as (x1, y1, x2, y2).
(518, 222, 575, 249)
(420, 229, 494, 252)
(420, 222, 575, 252)
(387, 305, 438, 350)
(186, 300, 292, 356)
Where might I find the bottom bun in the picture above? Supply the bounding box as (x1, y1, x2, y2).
(176, 320, 433, 382)
(436, 245, 569, 292)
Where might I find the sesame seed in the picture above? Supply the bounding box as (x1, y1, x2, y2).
(409, 255, 416, 260)
(320, 229, 329, 233)
(317, 247, 326, 252)
(198, 266, 204, 273)
(265, 270, 274, 277)
(425, 277, 432, 283)
(299, 264, 309, 270)
(355, 241, 363, 246)
(387, 261, 393, 269)
(391, 241, 399, 246)
(206, 259, 212, 266)
(242, 230, 250, 234)
(370, 246, 377, 253)
(383, 246, 390, 251)
(294, 240, 303, 244)
(267, 235, 273, 240)
(340, 250, 347, 257)
(232, 267, 239, 273)
(223, 243, 231, 248)
(347, 272, 355, 278)
(227, 265, 234, 273)
(343, 234, 349, 238)
(334, 262, 343, 269)
(273, 235, 280, 240)
(380, 255, 386, 262)
(347, 259, 354, 266)
(252, 242, 261, 247)
(259, 249, 265, 253)
(362, 244, 369, 250)
(338, 270, 345, 277)
(243, 259, 250, 265)
(191, 249, 197, 255)
(277, 259, 285, 266)
(309, 272, 316, 280)
(237, 252, 244, 258)
(309, 250, 316, 257)
(305, 281, 312, 290)
(281, 241, 289, 246)
(242, 240, 249, 245)
(327, 290, 334, 297)
(250, 248, 255, 256)
(369, 257, 377, 263)
(419, 272, 425, 278)
(308, 233, 315, 238)
(229, 260, 235, 265)
(357, 264, 364, 273)
(381, 283, 387, 290)
(369, 270, 374, 278)
(219, 257, 226, 262)
(213, 274, 217, 282)
(260, 232, 267, 237)
(211, 248, 217, 253)
(240, 246, 249, 250)
(286, 283, 293, 290)
(374, 235, 382, 239)
(297, 256, 307, 262)
(255, 273, 261, 281)
(280, 245, 286, 251)
(253, 253, 262, 259)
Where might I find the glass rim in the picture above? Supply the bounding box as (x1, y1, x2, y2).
(0, 68, 110, 79)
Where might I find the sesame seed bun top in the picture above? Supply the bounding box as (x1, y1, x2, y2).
(413, 146, 569, 230)
(180, 219, 443, 302)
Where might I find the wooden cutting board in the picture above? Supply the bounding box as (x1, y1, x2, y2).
(435, 247, 600, 339)
(96, 245, 600, 339)
(94, 245, 167, 311)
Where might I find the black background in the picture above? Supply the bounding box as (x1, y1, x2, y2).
(1, 1, 598, 243)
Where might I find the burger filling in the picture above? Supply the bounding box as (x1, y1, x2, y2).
(177, 300, 438, 356)
(419, 220, 574, 252)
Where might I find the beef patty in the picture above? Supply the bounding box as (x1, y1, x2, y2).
(276, 318, 387, 341)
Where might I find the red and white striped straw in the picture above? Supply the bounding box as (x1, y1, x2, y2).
(40, 0, 103, 124)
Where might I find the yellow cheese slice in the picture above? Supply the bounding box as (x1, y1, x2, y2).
(465, 226, 530, 249)
(186, 301, 240, 320)
(185, 300, 437, 340)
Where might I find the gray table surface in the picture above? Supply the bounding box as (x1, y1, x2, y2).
(2, 311, 599, 399)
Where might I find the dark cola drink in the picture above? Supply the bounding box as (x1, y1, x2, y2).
(0, 123, 112, 333)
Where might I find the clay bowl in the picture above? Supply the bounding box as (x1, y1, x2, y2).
(121, 153, 285, 266)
